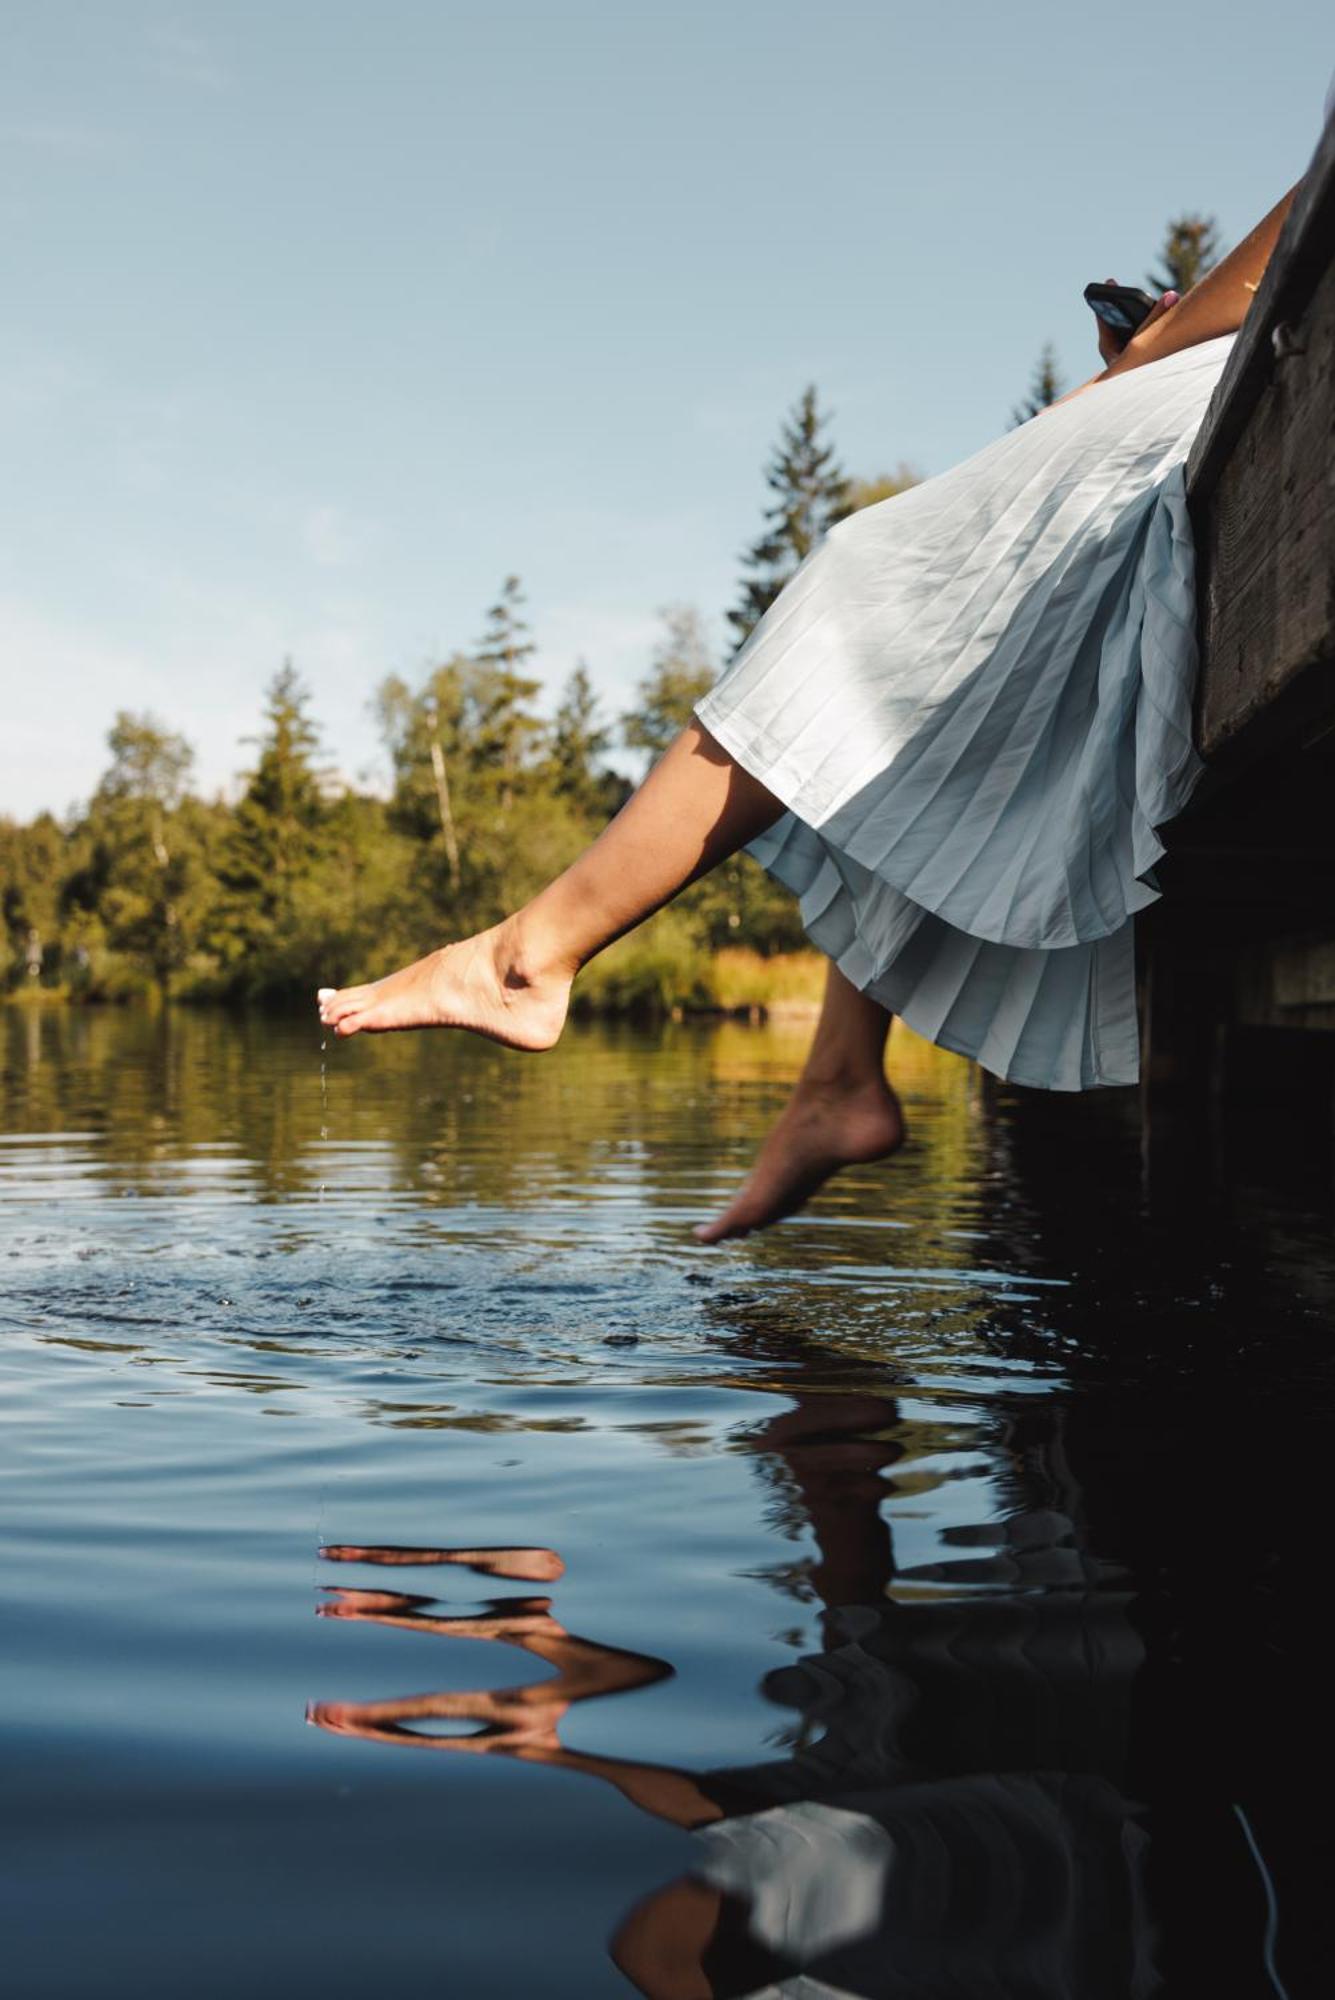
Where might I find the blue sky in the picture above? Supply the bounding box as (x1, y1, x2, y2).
(4, 0, 1327, 817)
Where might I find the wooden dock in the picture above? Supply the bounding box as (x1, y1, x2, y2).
(1140, 107, 1335, 1155)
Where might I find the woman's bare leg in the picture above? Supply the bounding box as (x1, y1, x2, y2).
(318, 722, 783, 1044)
(318, 722, 902, 1238)
(694, 964, 904, 1244)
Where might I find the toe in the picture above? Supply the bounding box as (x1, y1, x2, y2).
(325, 985, 387, 1032)
(326, 986, 369, 1020)
(693, 1204, 754, 1246)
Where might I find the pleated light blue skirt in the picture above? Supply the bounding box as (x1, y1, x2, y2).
(696, 335, 1235, 1089)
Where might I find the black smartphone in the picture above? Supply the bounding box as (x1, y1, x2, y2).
(1083, 281, 1157, 343)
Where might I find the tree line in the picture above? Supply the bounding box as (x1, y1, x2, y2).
(2, 400, 891, 1008)
(3, 210, 1218, 1012)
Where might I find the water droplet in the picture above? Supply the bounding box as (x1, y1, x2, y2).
(318, 1029, 329, 1201)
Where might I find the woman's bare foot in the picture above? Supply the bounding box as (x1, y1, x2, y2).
(317, 916, 572, 1048)
(694, 1074, 905, 1244)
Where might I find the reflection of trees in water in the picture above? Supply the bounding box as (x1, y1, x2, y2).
(4, 1004, 323, 1195)
(2, 1005, 989, 1228)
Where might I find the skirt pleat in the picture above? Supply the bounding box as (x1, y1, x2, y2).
(697, 335, 1233, 1089)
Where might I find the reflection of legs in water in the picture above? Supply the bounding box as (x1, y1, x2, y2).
(311, 1393, 1152, 1995)
(307, 1539, 813, 1997)
(747, 1390, 900, 1629)
(321, 1542, 565, 1582)
(310, 1546, 672, 1756)
(613, 1393, 902, 1997)
(696, 965, 905, 1243)
(307, 1400, 905, 1998)
(311, 1545, 718, 1829)
(312, 1395, 899, 1781)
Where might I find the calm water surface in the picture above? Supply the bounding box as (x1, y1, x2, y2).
(2, 1005, 1332, 1997)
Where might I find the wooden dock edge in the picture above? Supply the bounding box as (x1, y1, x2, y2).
(1140, 108, 1335, 1168)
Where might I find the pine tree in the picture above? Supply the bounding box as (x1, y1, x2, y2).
(471, 575, 544, 798)
(214, 662, 330, 990)
(549, 662, 618, 816)
(727, 386, 849, 654)
(1149, 215, 1223, 295)
(1010, 344, 1065, 428)
(621, 607, 715, 759)
(234, 664, 327, 885)
(475, 573, 537, 678)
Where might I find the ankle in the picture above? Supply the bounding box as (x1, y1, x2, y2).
(797, 1060, 892, 1098)
(490, 911, 578, 995)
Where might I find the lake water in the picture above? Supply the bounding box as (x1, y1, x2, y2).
(2, 1003, 1330, 1997)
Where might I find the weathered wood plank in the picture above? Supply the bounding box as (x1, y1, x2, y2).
(1188, 105, 1335, 499)
(1191, 258, 1335, 759)
(1186, 107, 1335, 764)
(1138, 113, 1335, 1126)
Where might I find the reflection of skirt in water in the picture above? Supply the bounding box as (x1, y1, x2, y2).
(695, 335, 1234, 1090)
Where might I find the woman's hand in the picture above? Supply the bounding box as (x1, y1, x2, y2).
(1050, 281, 1182, 410)
(1095, 279, 1180, 368)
